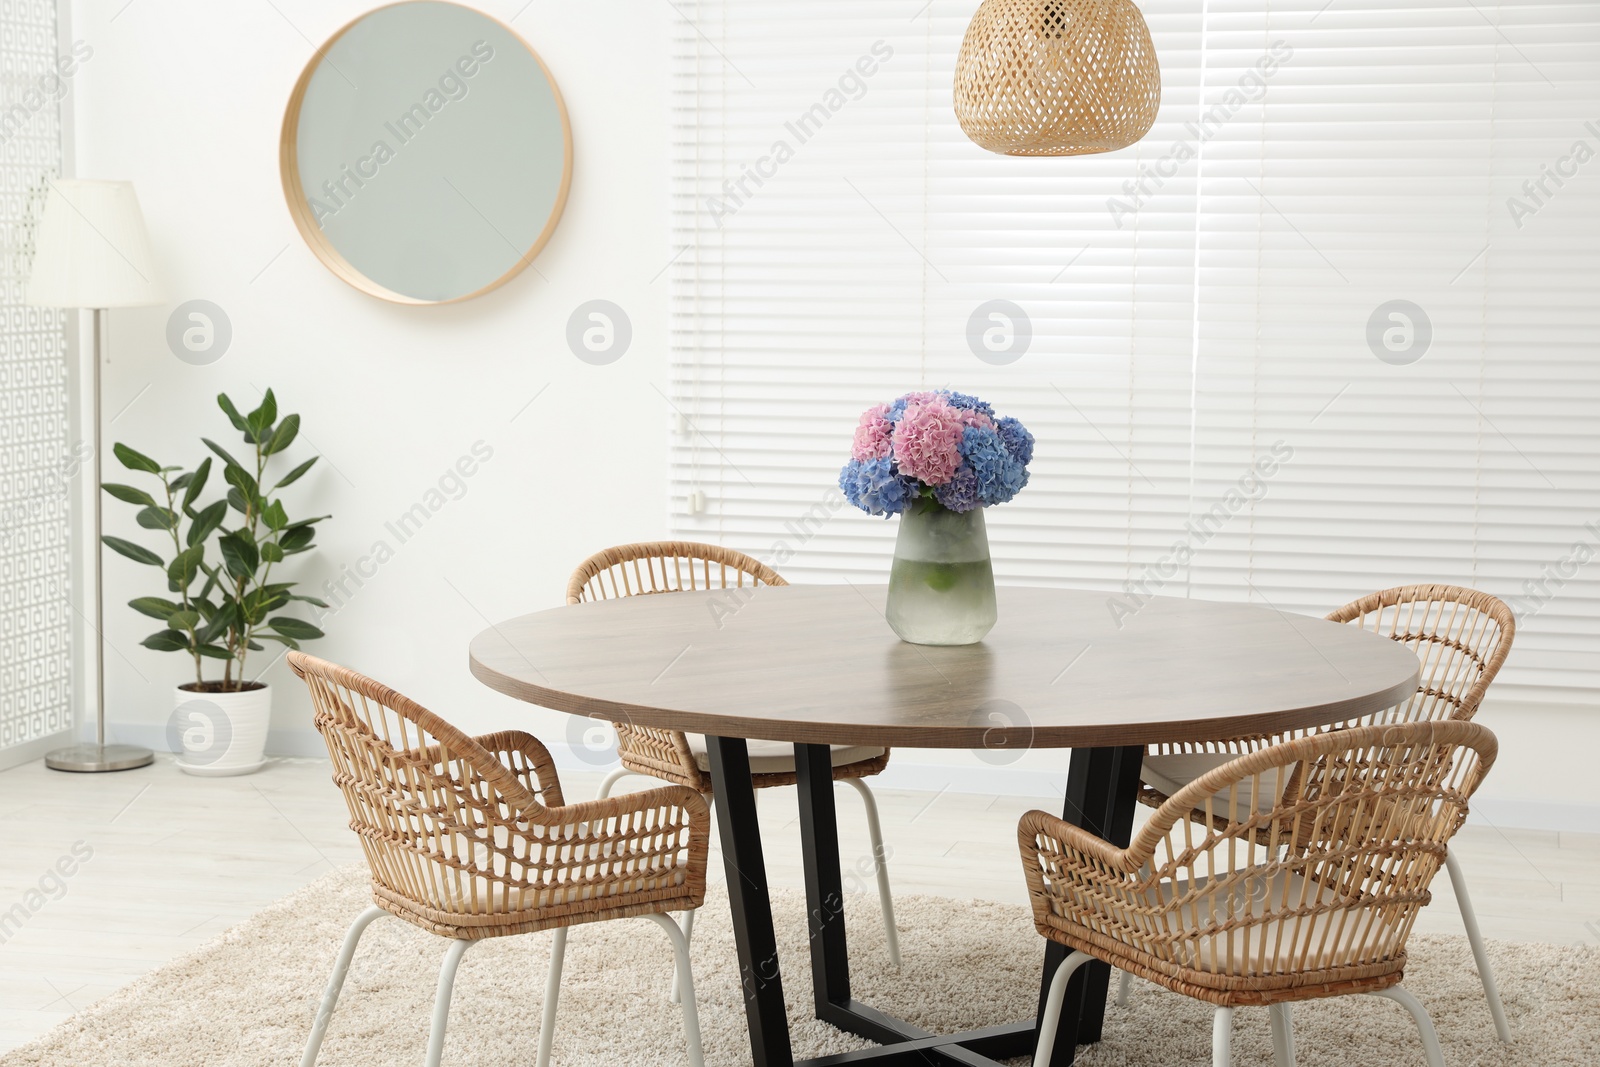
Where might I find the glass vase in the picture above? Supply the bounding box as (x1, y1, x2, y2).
(885, 499, 997, 645)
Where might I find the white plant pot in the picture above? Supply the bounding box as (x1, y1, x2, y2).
(170, 683, 272, 776)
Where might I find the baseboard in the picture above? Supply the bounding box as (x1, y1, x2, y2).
(0, 730, 79, 773)
(94, 723, 329, 761)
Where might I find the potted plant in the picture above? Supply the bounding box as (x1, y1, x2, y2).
(100, 390, 329, 775)
(839, 390, 1033, 645)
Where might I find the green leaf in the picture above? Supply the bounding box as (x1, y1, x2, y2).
(216, 394, 250, 435)
(201, 437, 244, 472)
(113, 443, 160, 474)
(268, 616, 324, 640)
(261, 500, 288, 531)
(264, 413, 299, 456)
(136, 506, 179, 531)
(186, 500, 228, 548)
(261, 541, 285, 563)
(251, 389, 277, 434)
(167, 610, 200, 631)
(290, 593, 330, 608)
(167, 544, 204, 590)
(224, 463, 258, 500)
(196, 643, 233, 660)
(255, 633, 301, 650)
(140, 629, 190, 652)
(181, 457, 213, 511)
(226, 487, 250, 515)
(219, 531, 259, 581)
(273, 456, 317, 489)
(280, 526, 315, 553)
(102, 535, 163, 566)
(102, 483, 156, 507)
(196, 609, 233, 646)
(129, 596, 180, 620)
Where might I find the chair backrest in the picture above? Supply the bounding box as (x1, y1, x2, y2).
(1123, 721, 1496, 979)
(287, 652, 553, 923)
(566, 540, 787, 604)
(566, 542, 786, 790)
(1327, 584, 1514, 724)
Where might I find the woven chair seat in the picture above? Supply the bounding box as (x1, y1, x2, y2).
(1139, 870, 1399, 976)
(685, 736, 886, 775)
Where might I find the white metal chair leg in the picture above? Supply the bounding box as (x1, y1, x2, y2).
(301, 905, 389, 1067)
(1032, 950, 1093, 1067)
(1212, 1006, 1234, 1067)
(423, 939, 473, 1067)
(843, 777, 901, 968)
(1446, 848, 1512, 1042)
(1369, 986, 1446, 1067)
(645, 912, 706, 1067)
(669, 909, 697, 1004)
(1115, 968, 1133, 1006)
(1269, 1003, 1295, 1067)
(535, 928, 568, 1067)
(595, 766, 635, 800)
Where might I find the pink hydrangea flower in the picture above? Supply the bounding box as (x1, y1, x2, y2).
(892, 397, 966, 486)
(957, 408, 994, 432)
(851, 403, 894, 461)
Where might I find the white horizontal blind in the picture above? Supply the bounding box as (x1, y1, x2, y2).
(669, 1, 1204, 593)
(1185, 0, 1600, 707)
(670, 1, 1600, 707)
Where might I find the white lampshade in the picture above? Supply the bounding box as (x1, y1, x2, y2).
(25, 179, 161, 308)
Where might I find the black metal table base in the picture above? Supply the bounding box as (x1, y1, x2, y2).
(706, 737, 1144, 1067)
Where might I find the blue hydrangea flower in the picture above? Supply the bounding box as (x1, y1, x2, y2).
(839, 457, 914, 517)
(940, 391, 996, 420)
(933, 466, 981, 513)
(995, 416, 1035, 466)
(960, 426, 1028, 507)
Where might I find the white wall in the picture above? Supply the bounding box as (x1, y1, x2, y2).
(69, 0, 674, 757)
(64, 0, 1597, 832)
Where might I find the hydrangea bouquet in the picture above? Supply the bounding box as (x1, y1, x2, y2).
(839, 390, 1034, 516)
(839, 391, 1034, 645)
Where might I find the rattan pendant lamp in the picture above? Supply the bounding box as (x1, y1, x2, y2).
(954, 0, 1160, 156)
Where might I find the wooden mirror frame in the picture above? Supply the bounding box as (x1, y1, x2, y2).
(279, 1, 573, 305)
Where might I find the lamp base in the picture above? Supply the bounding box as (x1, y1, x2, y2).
(44, 743, 155, 773)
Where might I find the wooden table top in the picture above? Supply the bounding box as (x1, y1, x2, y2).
(468, 585, 1421, 749)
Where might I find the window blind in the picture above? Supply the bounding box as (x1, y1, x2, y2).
(669, 0, 1600, 708)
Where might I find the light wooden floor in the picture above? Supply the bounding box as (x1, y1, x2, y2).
(1, 754, 1596, 1052)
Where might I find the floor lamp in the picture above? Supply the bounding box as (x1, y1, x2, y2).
(26, 179, 161, 773)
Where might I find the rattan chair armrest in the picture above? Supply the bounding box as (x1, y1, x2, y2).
(540, 783, 712, 850)
(1017, 809, 1141, 872)
(473, 730, 565, 808)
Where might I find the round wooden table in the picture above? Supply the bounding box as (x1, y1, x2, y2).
(470, 585, 1421, 1067)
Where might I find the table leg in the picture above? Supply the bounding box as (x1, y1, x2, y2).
(708, 735, 794, 1067)
(1035, 744, 1144, 1067)
(794, 745, 926, 1048)
(795, 744, 850, 1010)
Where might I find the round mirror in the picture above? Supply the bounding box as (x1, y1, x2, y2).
(281, 1, 571, 304)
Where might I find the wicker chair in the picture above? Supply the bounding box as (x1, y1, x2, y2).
(1129, 584, 1515, 1041)
(1023, 721, 1498, 1067)
(568, 541, 901, 969)
(288, 652, 710, 1067)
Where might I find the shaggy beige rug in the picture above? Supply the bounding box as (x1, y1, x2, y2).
(5, 865, 1596, 1066)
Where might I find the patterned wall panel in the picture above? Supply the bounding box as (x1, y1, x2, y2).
(0, 0, 71, 752)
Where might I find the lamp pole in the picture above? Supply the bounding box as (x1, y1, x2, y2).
(45, 308, 154, 772)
